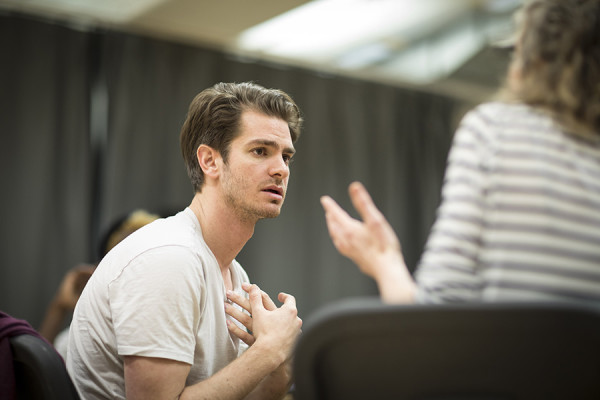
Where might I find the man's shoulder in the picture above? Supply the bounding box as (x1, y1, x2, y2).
(101, 209, 207, 271)
(126, 209, 200, 248)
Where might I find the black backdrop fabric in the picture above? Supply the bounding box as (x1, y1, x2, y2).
(0, 13, 458, 327)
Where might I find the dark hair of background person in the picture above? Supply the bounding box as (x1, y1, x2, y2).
(179, 81, 304, 193)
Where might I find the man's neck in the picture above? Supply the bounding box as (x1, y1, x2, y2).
(188, 190, 255, 271)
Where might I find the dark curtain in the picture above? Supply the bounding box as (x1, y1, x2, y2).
(0, 13, 458, 325)
(0, 14, 93, 327)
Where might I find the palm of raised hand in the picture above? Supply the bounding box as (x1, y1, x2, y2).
(321, 182, 402, 279)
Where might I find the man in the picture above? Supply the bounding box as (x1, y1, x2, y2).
(321, 0, 600, 304)
(67, 82, 304, 400)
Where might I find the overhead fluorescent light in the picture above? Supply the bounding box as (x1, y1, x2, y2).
(378, 21, 486, 84)
(234, 0, 521, 84)
(236, 0, 472, 64)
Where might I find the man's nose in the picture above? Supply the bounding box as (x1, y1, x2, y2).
(269, 156, 289, 178)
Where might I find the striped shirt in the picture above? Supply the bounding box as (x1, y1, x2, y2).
(415, 102, 600, 304)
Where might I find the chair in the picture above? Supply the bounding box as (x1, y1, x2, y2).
(293, 298, 600, 400)
(10, 333, 80, 400)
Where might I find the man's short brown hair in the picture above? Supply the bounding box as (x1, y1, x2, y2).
(180, 82, 303, 193)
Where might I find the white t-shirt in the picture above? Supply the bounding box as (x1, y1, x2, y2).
(67, 208, 250, 400)
(54, 326, 69, 359)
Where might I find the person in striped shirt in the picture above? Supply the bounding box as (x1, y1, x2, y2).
(320, 0, 600, 304)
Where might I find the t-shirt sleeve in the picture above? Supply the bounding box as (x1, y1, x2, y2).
(108, 245, 204, 364)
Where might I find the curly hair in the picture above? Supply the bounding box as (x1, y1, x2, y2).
(502, 0, 600, 137)
(180, 82, 303, 193)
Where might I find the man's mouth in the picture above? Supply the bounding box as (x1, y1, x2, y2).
(262, 185, 283, 197)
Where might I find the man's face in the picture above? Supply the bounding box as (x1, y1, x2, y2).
(220, 110, 295, 222)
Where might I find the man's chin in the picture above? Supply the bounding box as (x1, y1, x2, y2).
(243, 205, 281, 222)
(259, 204, 282, 219)
(261, 209, 281, 219)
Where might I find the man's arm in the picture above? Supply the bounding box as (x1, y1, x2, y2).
(124, 341, 285, 400)
(123, 284, 301, 400)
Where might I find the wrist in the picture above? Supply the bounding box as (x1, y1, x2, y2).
(268, 361, 293, 393)
(272, 359, 292, 379)
(367, 251, 404, 280)
(251, 338, 288, 369)
(373, 257, 416, 304)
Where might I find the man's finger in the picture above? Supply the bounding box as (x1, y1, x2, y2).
(261, 290, 277, 310)
(240, 282, 278, 311)
(225, 302, 252, 329)
(248, 284, 266, 312)
(226, 320, 255, 346)
(278, 292, 296, 309)
(227, 290, 251, 313)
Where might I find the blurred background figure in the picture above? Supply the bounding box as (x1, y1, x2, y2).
(321, 0, 600, 305)
(38, 209, 160, 357)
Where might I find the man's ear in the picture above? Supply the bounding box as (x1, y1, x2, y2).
(196, 144, 221, 179)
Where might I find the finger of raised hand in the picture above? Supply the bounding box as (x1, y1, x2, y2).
(226, 319, 255, 346)
(348, 182, 384, 224)
(320, 195, 355, 224)
(348, 181, 399, 248)
(321, 199, 347, 237)
(323, 211, 365, 259)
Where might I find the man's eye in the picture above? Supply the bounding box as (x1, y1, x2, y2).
(283, 155, 294, 165)
(252, 148, 265, 156)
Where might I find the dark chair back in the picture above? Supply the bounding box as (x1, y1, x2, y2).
(293, 299, 600, 400)
(10, 334, 80, 400)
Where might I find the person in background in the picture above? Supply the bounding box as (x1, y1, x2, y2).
(67, 82, 303, 400)
(38, 209, 160, 357)
(321, 0, 600, 305)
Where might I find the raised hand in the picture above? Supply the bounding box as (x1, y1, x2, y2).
(320, 181, 403, 276)
(321, 181, 416, 303)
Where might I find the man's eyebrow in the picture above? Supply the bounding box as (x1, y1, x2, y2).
(248, 139, 296, 155)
